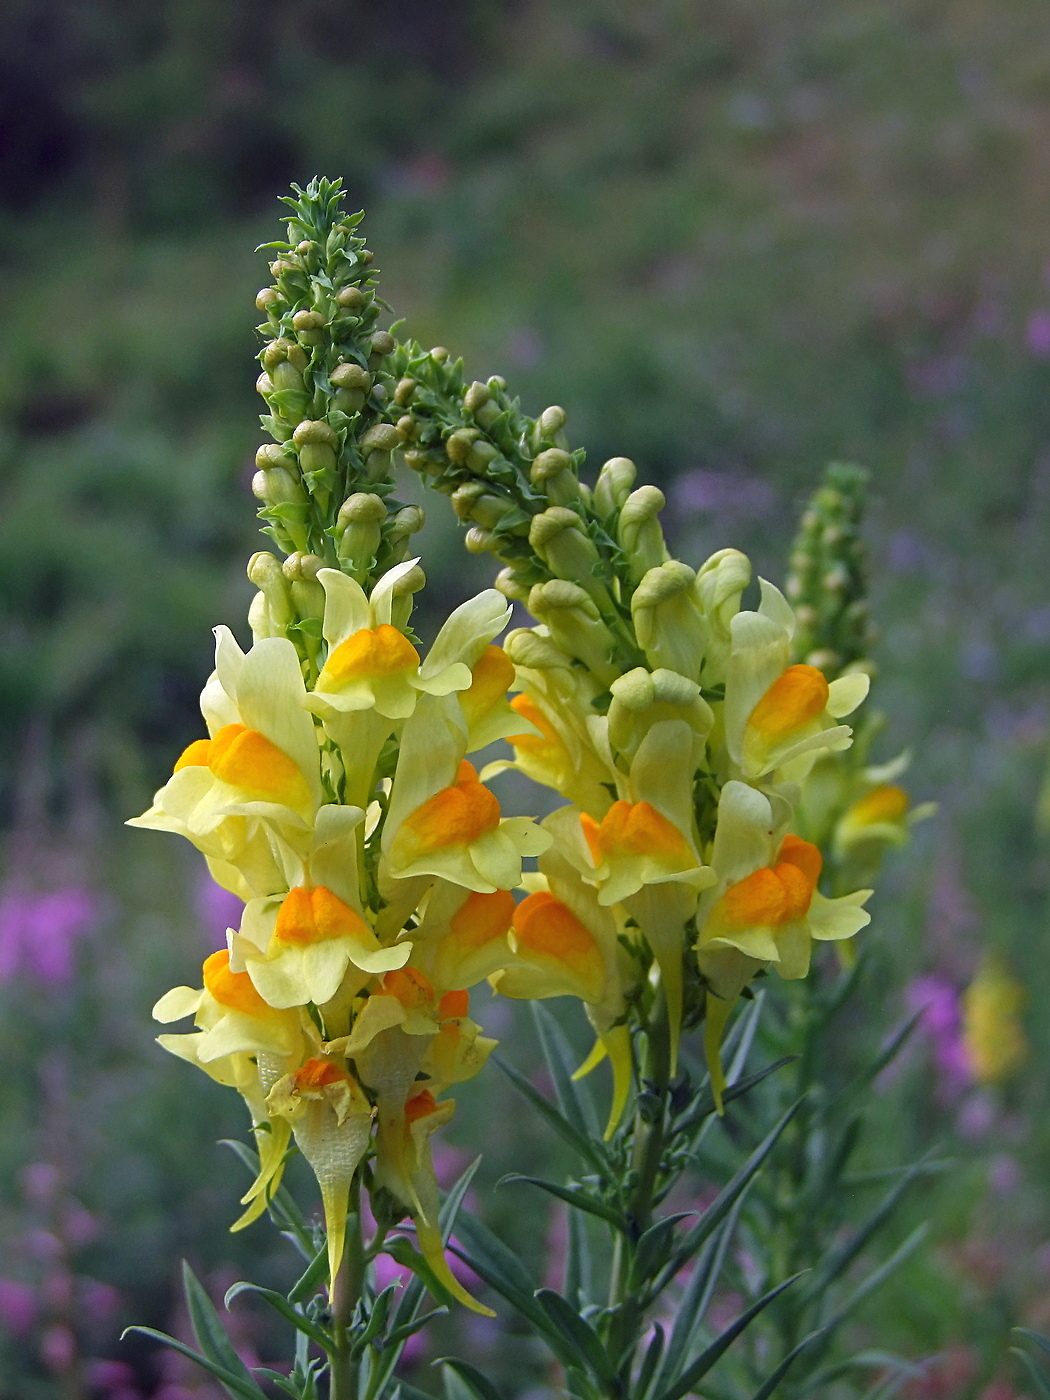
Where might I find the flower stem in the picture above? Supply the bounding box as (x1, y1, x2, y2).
(329, 1176, 365, 1400)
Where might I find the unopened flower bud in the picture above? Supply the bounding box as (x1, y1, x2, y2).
(331, 363, 371, 391)
(528, 580, 617, 685)
(336, 493, 386, 575)
(336, 286, 366, 310)
(292, 309, 326, 345)
(282, 552, 323, 584)
(360, 423, 400, 455)
(464, 381, 491, 412)
(446, 429, 480, 465)
(504, 628, 573, 672)
(594, 457, 637, 517)
(396, 415, 416, 440)
(394, 377, 417, 406)
(430, 346, 449, 363)
(608, 666, 713, 762)
(256, 371, 274, 398)
(530, 448, 579, 507)
(694, 548, 751, 684)
(537, 405, 567, 438)
(494, 567, 533, 603)
(390, 563, 425, 630)
(488, 375, 507, 391)
(388, 504, 425, 540)
(465, 526, 500, 554)
(369, 330, 395, 358)
(256, 288, 280, 312)
(283, 552, 325, 623)
(631, 561, 707, 682)
(617, 486, 669, 583)
(452, 481, 485, 521)
(529, 508, 611, 611)
(466, 439, 502, 474)
(247, 551, 295, 628)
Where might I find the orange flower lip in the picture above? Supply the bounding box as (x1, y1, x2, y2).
(397, 761, 501, 858)
(380, 965, 435, 1009)
(174, 723, 312, 811)
(585, 800, 694, 866)
(708, 834, 822, 932)
(747, 664, 829, 742)
(438, 989, 470, 1019)
(847, 783, 909, 826)
(513, 890, 603, 976)
(507, 694, 559, 754)
(404, 1087, 440, 1124)
(461, 646, 514, 723)
(294, 1056, 353, 1090)
(322, 624, 419, 685)
(203, 949, 274, 1018)
(449, 890, 516, 948)
(274, 885, 372, 947)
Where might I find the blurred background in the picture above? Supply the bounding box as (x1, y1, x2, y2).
(2, 1, 1050, 1395)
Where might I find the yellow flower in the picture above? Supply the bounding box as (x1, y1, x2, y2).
(382, 697, 549, 892)
(696, 780, 871, 1107)
(267, 1056, 374, 1285)
(723, 582, 868, 781)
(963, 961, 1027, 1084)
(834, 781, 936, 857)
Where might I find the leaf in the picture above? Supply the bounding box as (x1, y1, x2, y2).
(530, 1002, 602, 1139)
(832, 1012, 923, 1109)
(394, 1382, 441, 1400)
(181, 1263, 270, 1396)
(746, 1331, 824, 1400)
(801, 1160, 928, 1303)
(635, 1323, 665, 1400)
(655, 1273, 807, 1400)
(120, 1327, 266, 1400)
(223, 1281, 331, 1351)
(288, 1245, 330, 1305)
(724, 990, 764, 1083)
(391, 1155, 483, 1330)
(678, 1057, 796, 1140)
(492, 1055, 610, 1176)
(659, 1099, 804, 1290)
(384, 1237, 458, 1311)
(437, 1357, 505, 1400)
(220, 1138, 313, 1259)
(497, 1174, 625, 1229)
(450, 1212, 574, 1364)
(1016, 1329, 1050, 1359)
(1012, 1350, 1050, 1399)
(808, 1224, 930, 1364)
(630, 1214, 696, 1289)
(564, 1206, 592, 1308)
(653, 1190, 751, 1394)
(535, 1289, 614, 1388)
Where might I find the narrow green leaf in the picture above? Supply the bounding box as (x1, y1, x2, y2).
(182, 1263, 268, 1395)
(810, 1225, 930, 1362)
(220, 1138, 313, 1259)
(833, 1012, 923, 1110)
(438, 1357, 505, 1400)
(746, 1331, 824, 1400)
(1016, 1329, 1050, 1359)
(223, 1281, 331, 1351)
(493, 1055, 610, 1175)
(1012, 1350, 1050, 1399)
(394, 1381, 441, 1400)
(535, 1289, 614, 1387)
(451, 1213, 574, 1364)
(724, 991, 764, 1083)
(635, 1323, 665, 1400)
(678, 1057, 796, 1140)
(801, 1162, 927, 1302)
(630, 1214, 695, 1289)
(384, 1237, 458, 1311)
(531, 1002, 602, 1138)
(564, 1206, 592, 1308)
(498, 1174, 625, 1229)
(654, 1189, 751, 1393)
(384, 1308, 447, 1347)
(663, 1099, 804, 1287)
(120, 1327, 265, 1400)
(391, 1155, 483, 1332)
(288, 1245, 330, 1305)
(656, 1272, 807, 1400)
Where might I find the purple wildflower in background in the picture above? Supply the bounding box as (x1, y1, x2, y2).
(0, 886, 97, 984)
(671, 469, 776, 521)
(1026, 310, 1050, 357)
(194, 871, 243, 950)
(906, 975, 972, 1091)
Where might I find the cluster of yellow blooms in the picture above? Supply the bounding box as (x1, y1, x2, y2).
(131, 474, 927, 1309)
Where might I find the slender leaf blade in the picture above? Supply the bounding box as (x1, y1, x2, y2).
(493, 1055, 609, 1175)
(120, 1327, 265, 1400)
(531, 1002, 602, 1138)
(498, 1174, 625, 1228)
(182, 1262, 267, 1396)
(438, 1357, 505, 1400)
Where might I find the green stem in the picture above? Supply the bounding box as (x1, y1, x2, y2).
(330, 1176, 365, 1400)
(605, 989, 672, 1393)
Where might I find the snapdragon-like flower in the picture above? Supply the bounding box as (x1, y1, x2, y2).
(696, 781, 871, 1106)
(723, 581, 869, 782)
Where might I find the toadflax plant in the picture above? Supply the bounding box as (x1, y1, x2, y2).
(125, 180, 930, 1400)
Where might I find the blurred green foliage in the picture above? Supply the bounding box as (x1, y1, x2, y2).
(2, 0, 1050, 1394)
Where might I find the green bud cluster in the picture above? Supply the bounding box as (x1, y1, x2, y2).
(784, 462, 876, 680)
(252, 179, 422, 591)
(384, 341, 690, 682)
